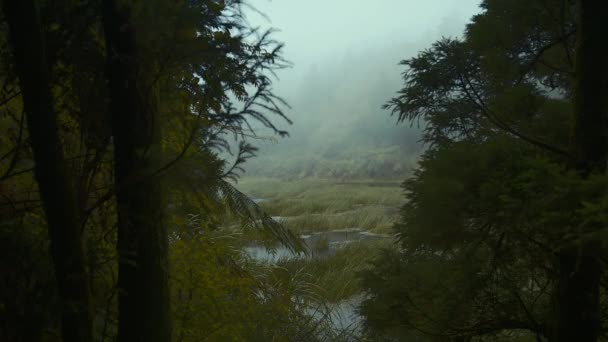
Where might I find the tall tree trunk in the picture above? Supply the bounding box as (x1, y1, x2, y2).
(555, 0, 608, 341)
(1, 1, 93, 341)
(102, 1, 170, 341)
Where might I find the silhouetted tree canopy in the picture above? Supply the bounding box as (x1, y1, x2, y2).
(362, 0, 608, 341)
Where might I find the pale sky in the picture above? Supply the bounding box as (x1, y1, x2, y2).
(248, 0, 481, 88)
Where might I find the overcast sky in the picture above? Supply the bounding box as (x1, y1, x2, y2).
(248, 0, 481, 89)
(240, 0, 483, 170)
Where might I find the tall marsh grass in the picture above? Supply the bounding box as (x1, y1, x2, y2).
(277, 240, 393, 303)
(237, 177, 403, 234)
(283, 208, 396, 234)
(238, 177, 403, 211)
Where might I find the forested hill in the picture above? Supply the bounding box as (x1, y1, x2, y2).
(241, 46, 423, 179)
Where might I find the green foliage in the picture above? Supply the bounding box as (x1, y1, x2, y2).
(170, 216, 340, 341)
(0, 214, 58, 341)
(360, 0, 608, 340)
(361, 140, 558, 340)
(0, 0, 310, 341)
(279, 241, 391, 303)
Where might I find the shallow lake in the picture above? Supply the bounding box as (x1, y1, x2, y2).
(244, 228, 390, 262)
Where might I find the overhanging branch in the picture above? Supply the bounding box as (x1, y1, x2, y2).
(461, 74, 575, 160)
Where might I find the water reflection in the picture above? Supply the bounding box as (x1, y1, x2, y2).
(244, 229, 389, 262)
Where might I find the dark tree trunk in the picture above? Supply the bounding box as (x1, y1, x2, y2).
(555, 1, 608, 341)
(1, 1, 93, 341)
(102, 1, 170, 341)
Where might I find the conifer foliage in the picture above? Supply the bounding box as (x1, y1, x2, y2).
(362, 0, 608, 341)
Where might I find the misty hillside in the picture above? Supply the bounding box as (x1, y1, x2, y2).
(242, 47, 424, 179)
(237, 0, 479, 180)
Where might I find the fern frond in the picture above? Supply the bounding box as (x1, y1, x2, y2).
(217, 179, 307, 254)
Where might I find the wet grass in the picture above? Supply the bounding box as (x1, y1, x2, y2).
(237, 177, 402, 304)
(239, 177, 402, 209)
(237, 177, 404, 234)
(277, 240, 393, 303)
(283, 208, 395, 234)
